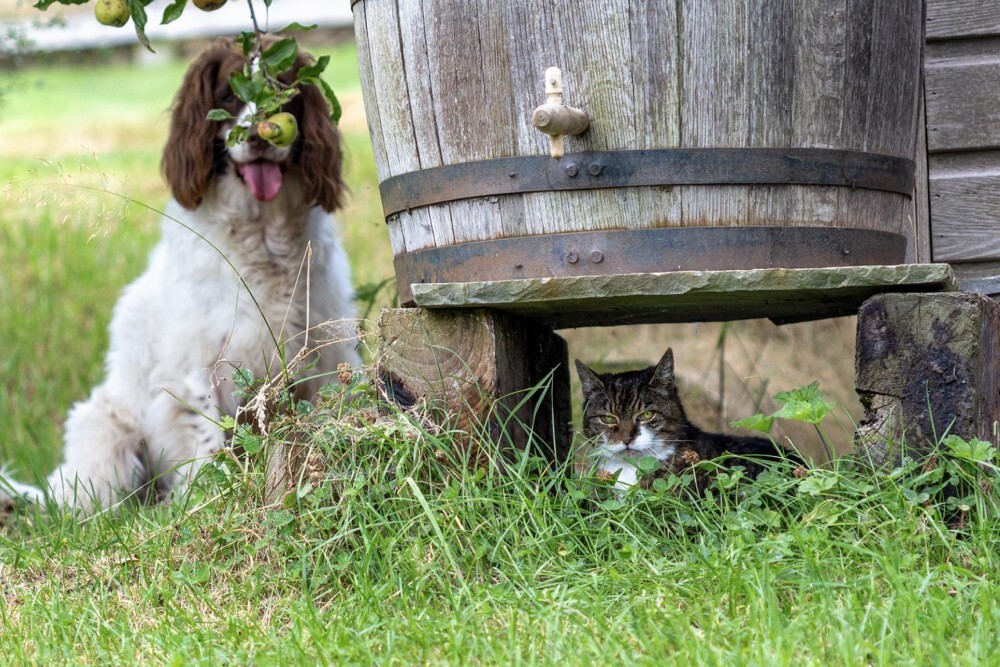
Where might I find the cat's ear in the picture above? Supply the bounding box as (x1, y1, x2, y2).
(652, 347, 676, 387)
(574, 359, 605, 396)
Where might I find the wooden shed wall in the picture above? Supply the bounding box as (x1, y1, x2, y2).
(925, 0, 1000, 294)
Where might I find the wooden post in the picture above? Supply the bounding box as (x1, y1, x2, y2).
(855, 292, 1000, 467)
(376, 308, 573, 465)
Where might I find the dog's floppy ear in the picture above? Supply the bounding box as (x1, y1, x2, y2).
(295, 69, 344, 213)
(162, 45, 229, 210)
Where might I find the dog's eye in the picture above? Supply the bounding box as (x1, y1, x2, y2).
(599, 415, 618, 426)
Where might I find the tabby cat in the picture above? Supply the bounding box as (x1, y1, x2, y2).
(575, 347, 803, 492)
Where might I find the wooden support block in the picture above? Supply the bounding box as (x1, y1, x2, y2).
(855, 292, 1000, 466)
(376, 308, 573, 464)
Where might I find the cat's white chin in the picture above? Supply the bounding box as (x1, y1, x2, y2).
(598, 456, 640, 491)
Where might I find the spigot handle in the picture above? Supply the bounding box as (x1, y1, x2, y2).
(532, 67, 590, 159)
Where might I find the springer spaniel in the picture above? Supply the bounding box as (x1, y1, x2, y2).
(0, 40, 361, 512)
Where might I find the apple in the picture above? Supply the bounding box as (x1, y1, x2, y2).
(94, 0, 129, 27)
(257, 112, 299, 148)
(193, 0, 228, 11)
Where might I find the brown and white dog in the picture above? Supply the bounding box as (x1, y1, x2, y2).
(0, 40, 360, 512)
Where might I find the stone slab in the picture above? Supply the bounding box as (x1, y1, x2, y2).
(410, 264, 958, 328)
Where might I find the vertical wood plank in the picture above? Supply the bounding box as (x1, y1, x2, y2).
(843, 0, 922, 237)
(386, 214, 407, 255)
(629, 0, 683, 228)
(746, 0, 796, 225)
(364, 0, 438, 256)
(351, 2, 388, 181)
(397, 0, 456, 249)
(864, 0, 924, 157)
(912, 85, 932, 264)
(789, 0, 848, 227)
(680, 0, 750, 225)
(421, 0, 507, 249)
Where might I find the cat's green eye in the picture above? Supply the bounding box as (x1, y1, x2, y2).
(599, 415, 618, 425)
(637, 411, 656, 422)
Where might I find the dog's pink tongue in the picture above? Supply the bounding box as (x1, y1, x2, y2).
(238, 162, 283, 201)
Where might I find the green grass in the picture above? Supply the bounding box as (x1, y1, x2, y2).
(1, 41, 998, 666)
(2, 379, 998, 665)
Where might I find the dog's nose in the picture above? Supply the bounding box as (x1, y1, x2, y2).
(245, 123, 268, 149)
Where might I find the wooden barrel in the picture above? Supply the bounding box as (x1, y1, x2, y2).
(351, 1, 925, 310)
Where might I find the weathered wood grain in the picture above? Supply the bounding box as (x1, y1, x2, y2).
(925, 38, 1000, 152)
(926, 0, 1000, 40)
(855, 292, 1000, 467)
(922, 16, 1000, 271)
(929, 151, 1000, 262)
(839, 1, 920, 241)
(351, 2, 386, 179)
(397, 0, 456, 249)
(951, 263, 1000, 296)
(627, 1, 683, 228)
(359, 0, 438, 255)
(913, 87, 931, 264)
(377, 308, 572, 463)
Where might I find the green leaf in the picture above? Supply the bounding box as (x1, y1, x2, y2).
(263, 38, 299, 73)
(316, 77, 342, 124)
(206, 108, 233, 122)
(236, 31, 256, 55)
(772, 382, 835, 424)
(278, 22, 318, 34)
(943, 435, 996, 464)
(232, 367, 254, 389)
(730, 412, 775, 434)
(797, 470, 838, 496)
(229, 71, 263, 105)
(125, 0, 153, 52)
(714, 470, 745, 490)
(225, 125, 249, 147)
(636, 456, 661, 475)
(234, 426, 262, 455)
(297, 58, 340, 124)
(801, 500, 843, 525)
(774, 381, 834, 408)
(34, 0, 89, 9)
(296, 55, 330, 82)
(161, 0, 187, 25)
(902, 488, 930, 506)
